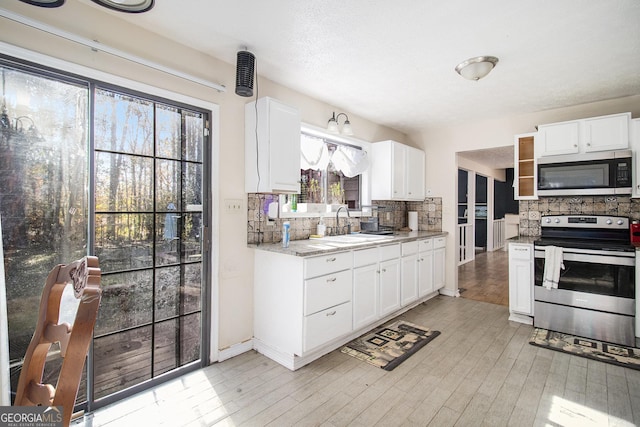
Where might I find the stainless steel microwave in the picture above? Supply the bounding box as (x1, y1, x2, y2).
(537, 150, 632, 196)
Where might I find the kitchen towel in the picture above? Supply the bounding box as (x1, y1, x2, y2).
(408, 211, 418, 231)
(542, 246, 565, 290)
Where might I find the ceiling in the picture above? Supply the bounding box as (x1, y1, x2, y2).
(83, 0, 640, 141)
(458, 145, 515, 170)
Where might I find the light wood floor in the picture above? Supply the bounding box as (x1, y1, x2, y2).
(458, 249, 509, 307)
(74, 296, 640, 426)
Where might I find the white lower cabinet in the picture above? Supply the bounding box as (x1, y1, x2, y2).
(433, 237, 446, 290)
(401, 242, 419, 306)
(508, 242, 534, 324)
(353, 247, 379, 330)
(418, 239, 434, 296)
(408, 237, 444, 298)
(253, 236, 445, 370)
(378, 245, 402, 317)
(303, 302, 352, 352)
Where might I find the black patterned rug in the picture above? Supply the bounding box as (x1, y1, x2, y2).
(529, 328, 640, 370)
(341, 320, 440, 371)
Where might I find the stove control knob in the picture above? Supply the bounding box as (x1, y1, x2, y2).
(617, 219, 624, 225)
(545, 218, 551, 223)
(554, 218, 560, 223)
(606, 219, 613, 225)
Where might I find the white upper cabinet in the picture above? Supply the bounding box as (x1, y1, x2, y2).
(371, 140, 425, 201)
(538, 112, 631, 157)
(406, 146, 426, 199)
(632, 118, 640, 198)
(245, 97, 301, 193)
(514, 133, 537, 200)
(537, 120, 580, 156)
(583, 113, 630, 152)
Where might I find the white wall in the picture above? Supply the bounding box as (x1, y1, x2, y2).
(412, 95, 640, 294)
(0, 1, 407, 354)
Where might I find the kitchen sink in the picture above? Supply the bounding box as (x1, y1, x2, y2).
(310, 233, 394, 244)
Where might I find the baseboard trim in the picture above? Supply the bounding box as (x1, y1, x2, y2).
(438, 287, 459, 297)
(217, 339, 254, 362)
(253, 293, 440, 371)
(509, 312, 533, 325)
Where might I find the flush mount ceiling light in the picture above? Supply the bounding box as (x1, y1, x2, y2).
(455, 56, 499, 81)
(327, 112, 353, 136)
(18, 0, 65, 7)
(90, 0, 154, 13)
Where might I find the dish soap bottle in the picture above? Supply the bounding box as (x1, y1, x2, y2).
(282, 221, 290, 248)
(317, 217, 326, 237)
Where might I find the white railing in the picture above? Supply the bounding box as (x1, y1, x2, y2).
(492, 218, 506, 251)
(457, 223, 474, 265)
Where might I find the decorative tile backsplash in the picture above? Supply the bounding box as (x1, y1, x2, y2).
(247, 194, 442, 244)
(518, 196, 640, 237)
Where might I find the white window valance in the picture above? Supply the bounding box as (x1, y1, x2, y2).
(300, 134, 330, 170)
(301, 134, 368, 177)
(330, 145, 369, 178)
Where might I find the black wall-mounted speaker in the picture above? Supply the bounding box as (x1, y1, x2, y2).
(235, 51, 255, 97)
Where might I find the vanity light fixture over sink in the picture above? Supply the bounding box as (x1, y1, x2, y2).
(327, 112, 353, 136)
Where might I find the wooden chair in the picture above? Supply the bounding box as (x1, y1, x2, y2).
(14, 256, 102, 427)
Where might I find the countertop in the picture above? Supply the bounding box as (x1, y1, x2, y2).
(250, 230, 448, 257)
(507, 236, 538, 245)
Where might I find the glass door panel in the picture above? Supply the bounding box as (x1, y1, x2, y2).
(1, 61, 208, 411)
(0, 63, 89, 403)
(92, 88, 205, 401)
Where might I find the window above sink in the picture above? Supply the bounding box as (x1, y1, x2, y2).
(279, 124, 373, 219)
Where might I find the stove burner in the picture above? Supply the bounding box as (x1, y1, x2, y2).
(534, 238, 635, 252)
(537, 215, 633, 252)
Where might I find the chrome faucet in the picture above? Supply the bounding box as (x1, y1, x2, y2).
(336, 206, 351, 235)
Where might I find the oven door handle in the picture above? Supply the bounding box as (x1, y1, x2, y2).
(534, 250, 635, 266)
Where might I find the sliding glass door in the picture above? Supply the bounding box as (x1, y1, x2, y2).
(91, 87, 207, 402)
(0, 58, 210, 410)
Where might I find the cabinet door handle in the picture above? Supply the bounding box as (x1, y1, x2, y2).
(326, 277, 337, 283)
(382, 268, 387, 273)
(326, 311, 337, 316)
(326, 257, 336, 262)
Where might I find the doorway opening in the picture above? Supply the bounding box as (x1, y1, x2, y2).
(456, 147, 518, 306)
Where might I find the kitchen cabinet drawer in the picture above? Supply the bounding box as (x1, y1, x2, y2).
(379, 244, 401, 261)
(402, 241, 419, 256)
(509, 243, 532, 260)
(418, 238, 433, 251)
(304, 251, 351, 279)
(304, 269, 352, 315)
(354, 247, 378, 268)
(434, 237, 446, 249)
(304, 302, 352, 352)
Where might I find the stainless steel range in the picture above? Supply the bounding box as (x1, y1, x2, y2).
(533, 215, 636, 346)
